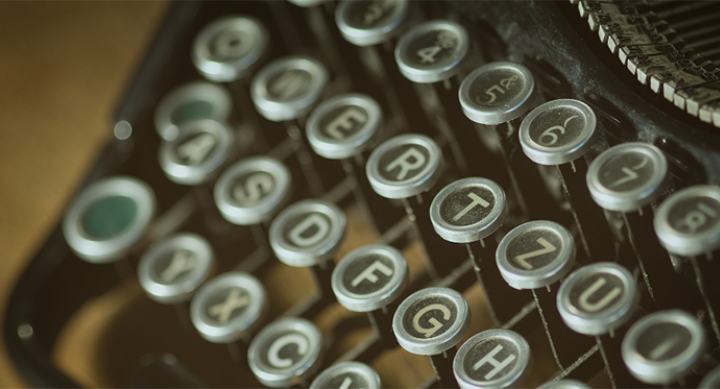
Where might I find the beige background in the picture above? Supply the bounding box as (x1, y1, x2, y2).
(0, 2, 168, 387)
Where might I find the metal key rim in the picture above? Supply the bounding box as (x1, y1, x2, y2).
(331, 244, 409, 312)
(63, 176, 156, 264)
(309, 361, 381, 389)
(138, 233, 215, 304)
(654, 185, 720, 257)
(557, 262, 638, 336)
(519, 99, 599, 166)
(335, 0, 409, 47)
(192, 15, 269, 82)
(269, 199, 347, 267)
(586, 142, 668, 212)
(453, 329, 532, 389)
(430, 177, 508, 243)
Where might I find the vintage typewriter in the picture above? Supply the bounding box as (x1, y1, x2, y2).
(6, 1, 720, 388)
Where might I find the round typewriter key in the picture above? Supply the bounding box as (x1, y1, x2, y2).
(587, 142, 668, 212)
(335, 0, 409, 47)
(192, 16, 268, 82)
(654, 185, 720, 257)
(519, 99, 598, 166)
(394, 287, 470, 355)
(269, 199, 346, 268)
(138, 233, 214, 304)
(250, 56, 329, 122)
(155, 81, 232, 141)
(214, 156, 291, 225)
(306, 93, 381, 160)
(622, 310, 706, 385)
(248, 317, 323, 388)
(310, 362, 381, 389)
(699, 366, 720, 388)
(159, 119, 234, 185)
(332, 245, 408, 312)
(394, 20, 469, 84)
(430, 177, 508, 244)
(459, 62, 537, 125)
(190, 271, 267, 343)
(453, 329, 532, 389)
(496, 221, 576, 290)
(366, 133, 442, 199)
(287, 0, 327, 7)
(557, 262, 638, 336)
(63, 176, 155, 264)
(537, 380, 590, 389)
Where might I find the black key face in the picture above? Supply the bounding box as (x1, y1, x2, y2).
(170, 99, 215, 126)
(404, 28, 463, 70)
(323, 372, 369, 389)
(204, 287, 251, 326)
(635, 322, 692, 362)
(402, 295, 459, 339)
(528, 106, 587, 149)
(173, 132, 218, 166)
(281, 211, 333, 249)
(267, 68, 314, 102)
(667, 195, 720, 235)
(259, 330, 312, 369)
(377, 144, 431, 182)
(345, 0, 401, 31)
(462, 337, 520, 384)
(567, 272, 625, 315)
(597, 151, 655, 193)
(469, 68, 527, 107)
(341, 253, 395, 295)
(439, 186, 495, 227)
(210, 28, 255, 61)
(152, 249, 197, 285)
(317, 104, 369, 141)
(230, 172, 276, 206)
(505, 228, 563, 272)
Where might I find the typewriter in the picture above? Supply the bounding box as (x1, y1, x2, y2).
(6, 1, 720, 388)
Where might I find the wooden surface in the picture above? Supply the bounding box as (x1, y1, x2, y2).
(0, 2, 168, 387)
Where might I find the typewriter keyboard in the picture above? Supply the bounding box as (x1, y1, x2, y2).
(7, 1, 720, 388)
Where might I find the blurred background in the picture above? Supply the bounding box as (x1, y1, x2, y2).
(0, 2, 168, 386)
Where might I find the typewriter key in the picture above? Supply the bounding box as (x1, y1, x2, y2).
(367, 133, 465, 277)
(394, 287, 471, 388)
(63, 176, 156, 264)
(557, 262, 638, 336)
(250, 56, 329, 122)
(138, 233, 214, 304)
(519, 99, 613, 261)
(497, 221, 594, 368)
(537, 380, 590, 389)
(335, 0, 409, 47)
(587, 142, 668, 213)
(155, 82, 232, 141)
(214, 156, 291, 226)
(192, 16, 269, 83)
(332, 245, 408, 348)
(190, 271, 267, 344)
(557, 262, 640, 387)
(587, 143, 686, 308)
(394, 20, 469, 84)
(430, 178, 532, 327)
(654, 185, 720, 257)
(306, 93, 402, 233)
(269, 199, 346, 268)
(287, 0, 327, 7)
(496, 221, 576, 291)
(248, 317, 323, 388)
(622, 310, 706, 385)
(699, 365, 720, 388)
(159, 119, 234, 185)
(459, 62, 537, 126)
(453, 329, 532, 389)
(310, 362, 381, 389)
